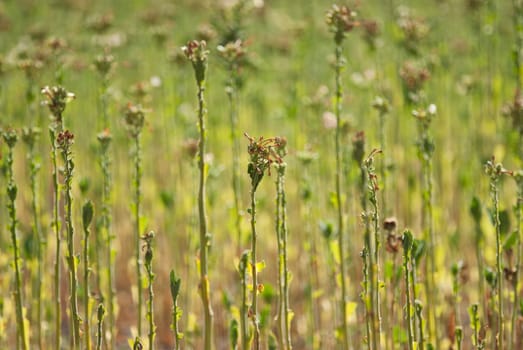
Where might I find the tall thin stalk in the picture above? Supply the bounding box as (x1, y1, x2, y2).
(82, 200, 95, 350)
(239, 251, 250, 350)
(413, 104, 437, 346)
(274, 140, 292, 349)
(452, 261, 464, 350)
(94, 53, 116, 349)
(469, 303, 484, 349)
(3, 129, 28, 350)
(470, 197, 486, 318)
(402, 230, 415, 350)
(41, 85, 75, 350)
(512, 173, 523, 350)
(325, 6, 358, 348)
(123, 103, 146, 338)
(249, 186, 261, 350)
(414, 300, 425, 350)
(183, 40, 214, 350)
(217, 40, 247, 251)
(170, 270, 183, 350)
(96, 304, 106, 350)
(58, 128, 80, 348)
(143, 232, 156, 350)
(22, 127, 43, 349)
(245, 134, 285, 350)
(485, 157, 511, 350)
(297, 150, 321, 349)
(364, 149, 383, 349)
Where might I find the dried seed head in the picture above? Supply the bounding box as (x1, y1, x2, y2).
(21, 126, 41, 148)
(196, 23, 217, 43)
(383, 217, 398, 232)
(94, 52, 115, 77)
(97, 128, 112, 150)
(352, 130, 365, 165)
(56, 129, 74, 150)
(296, 149, 318, 165)
(400, 60, 430, 94)
(397, 10, 429, 53)
(325, 4, 358, 44)
(85, 12, 114, 33)
(501, 90, 523, 135)
(372, 95, 390, 115)
(217, 39, 247, 66)
(18, 58, 44, 78)
(123, 103, 146, 137)
(2, 128, 18, 148)
(182, 138, 199, 160)
(412, 103, 437, 125)
(386, 232, 400, 254)
(245, 133, 284, 190)
(484, 156, 513, 179)
(129, 80, 151, 102)
(361, 19, 379, 49)
(46, 36, 67, 54)
(182, 40, 209, 84)
(41, 85, 75, 119)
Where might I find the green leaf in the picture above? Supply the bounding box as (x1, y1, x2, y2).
(503, 230, 518, 251)
(470, 196, 482, 222)
(82, 200, 94, 230)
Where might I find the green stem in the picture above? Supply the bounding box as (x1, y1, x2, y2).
(83, 202, 93, 350)
(134, 133, 143, 337)
(250, 187, 261, 350)
(226, 69, 242, 251)
(27, 137, 43, 350)
(403, 235, 414, 350)
(196, 73, 214, 350)
(5, 138, 28, 350)
(334, 42, 349, 350)
(145, 236, 155, 350)
(96, 304, 105, 350)
(239, 251, 249, 350)
(275, 170, 285, 350)
(512, 145, 523, 350)
(62, 135, 80, 348)
(280, 165, 292, 349)
(49, 127, 61, 350)
(101, 142, 115, 350)
(490, 174, 504, 349)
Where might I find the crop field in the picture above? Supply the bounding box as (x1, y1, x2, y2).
(1, 0, 522, 349)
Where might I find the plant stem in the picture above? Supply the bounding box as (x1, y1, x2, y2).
(61, 131, 81, 348)
(49, 126, 61, 350)
(512, 174, 522, 350)
(196, 68, 214, 350)
(226, 68, 242, 251)
(275, 167, 285, 350)
(144, 233, 156, 350)
(4, 132, 28, 350)
(366, 152, 382, 349)
(278, 163, 292, 349)
(488, 162, 504, 349)
(250, 187, 261, 350)
(133, 133, 143, 337)
(83, 201, 94, 350)
(170, 270, 182, 350)
(403, 231, 414, 350)
(334, 42, 349, 350)
(96, 304, 105, 350)
(25, 129, 43, 350)
(99, 131, 114, 349)
(239, 251, 249, 350)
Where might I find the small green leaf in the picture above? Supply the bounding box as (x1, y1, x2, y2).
(503, 230, 518, 251)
